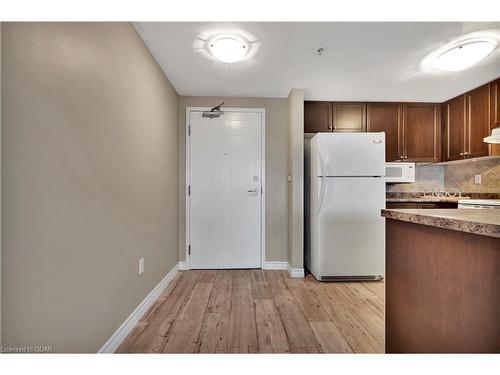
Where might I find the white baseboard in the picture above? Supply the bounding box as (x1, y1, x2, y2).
(287, 264, 305, 278)
(263, 261, 305, 278)
(262, 261, 288, 270)
(98, 262, 180, 353)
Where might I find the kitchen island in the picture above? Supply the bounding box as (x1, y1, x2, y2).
(381, 208, 500, 353)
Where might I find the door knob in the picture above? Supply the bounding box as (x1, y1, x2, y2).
(247, 188, 259, 194)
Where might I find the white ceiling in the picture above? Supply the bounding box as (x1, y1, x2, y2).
(134, 22, 500, 102)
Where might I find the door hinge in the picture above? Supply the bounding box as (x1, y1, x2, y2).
(188, 245, 191, 255)
(188, 125, 191, 136)
(188, 185, 191, 196)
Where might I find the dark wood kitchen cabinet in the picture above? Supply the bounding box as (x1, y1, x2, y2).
(489, 79, 500, 156)
(490, 79, 500, 129)
(443, 95, 466, 161)
(385, 219, 500, 353)
(367, 103, 402, 162)
(402, 103, 441, 163)
(443, 84, 491, 161)
(304, 101, 332, 133)
(304, 101, 366, 133)
(331, 102, 366, 132)
(466, 84, 490, 158)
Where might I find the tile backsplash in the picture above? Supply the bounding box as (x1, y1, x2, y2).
(386, 157, 500, 193)
(386, 164, 444, 192)
(445, 158, 500, 193)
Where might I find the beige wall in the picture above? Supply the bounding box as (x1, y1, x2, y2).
(177, 96, 289, 263)
(287, 89, 305, 270)
(1, 23, 179, 352)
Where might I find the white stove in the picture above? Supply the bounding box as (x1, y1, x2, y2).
(458, 199, 500, 209)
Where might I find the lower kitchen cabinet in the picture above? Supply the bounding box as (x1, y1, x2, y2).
(386, 219, 500, 353)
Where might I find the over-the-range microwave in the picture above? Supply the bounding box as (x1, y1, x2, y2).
(385, 162, 415, 183)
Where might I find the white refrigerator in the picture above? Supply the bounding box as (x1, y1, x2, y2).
(307, 132, 386, 281)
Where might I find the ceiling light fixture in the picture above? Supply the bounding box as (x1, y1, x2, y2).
(194, 27, 260, 65)
(208, 35, 248, 63)
(421, 30, 500, 74)
(432, 38, 497, 71)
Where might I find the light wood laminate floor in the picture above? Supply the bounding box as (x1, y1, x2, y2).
(117, 270, 384, 353)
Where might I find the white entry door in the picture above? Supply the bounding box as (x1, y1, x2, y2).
(188, 109, 263, 269)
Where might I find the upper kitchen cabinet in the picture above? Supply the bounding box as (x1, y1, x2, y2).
(402, 103, 441, 163)
(443, 95, 466, 161)
(367, 103, 402, 162)
(490, 78, 500, 129)
(304, 101, 332, 133)
(443, 81, 496, 161)
(466, 84, 490, 158)
(490, 79, 500, 156)
(331, 102, 366, 132)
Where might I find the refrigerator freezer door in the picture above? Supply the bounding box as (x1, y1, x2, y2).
(314, 176, 385, 279)
(313, 133, 385, 177)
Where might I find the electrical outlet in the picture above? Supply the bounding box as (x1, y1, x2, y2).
(139, 257, 144, 275)
(474, 175, 482, 184)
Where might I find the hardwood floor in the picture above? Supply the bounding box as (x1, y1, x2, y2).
(117, 270, 384, 354)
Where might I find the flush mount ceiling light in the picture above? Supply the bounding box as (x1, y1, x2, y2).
(208, 35, 248, 63)
(193, 27, 260, 65)
(433, 38, 497, 71)
(421, 30, 500, 74)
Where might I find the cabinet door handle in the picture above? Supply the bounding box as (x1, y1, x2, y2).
(400, 155, 404, 160)
(404, 156, 408, 159)
(328, 124, 333, 130)
(459, 152, 464, 156)
(464, 152, 469, 157)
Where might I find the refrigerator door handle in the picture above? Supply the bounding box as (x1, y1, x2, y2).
(318, 143, 326, 177)
(317, 176, 327, 215)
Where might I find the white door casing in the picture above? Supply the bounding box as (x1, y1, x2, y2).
(186, 108, 265, 269)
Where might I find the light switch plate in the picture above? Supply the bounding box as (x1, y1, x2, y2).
(139, 257, 144, 275)
(474, 175, 481, 184)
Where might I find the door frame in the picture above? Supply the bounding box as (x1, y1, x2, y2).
(185, 107, 266, 270)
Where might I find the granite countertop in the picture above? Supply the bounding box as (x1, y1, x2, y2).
(381, 209, 500, 238)
(386, 196, 467, 203)
(386, 192, 500, 203)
